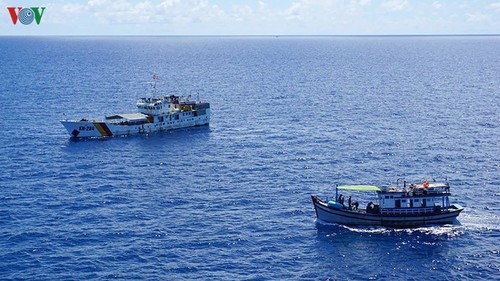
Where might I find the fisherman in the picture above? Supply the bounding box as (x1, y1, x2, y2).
(367, 201, 373, 209)
(366, 201, 374, 213)
(338, 194, 345, 207)
(352, 200, 359, 210)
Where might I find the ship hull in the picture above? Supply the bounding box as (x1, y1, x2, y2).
(311, 195, 463, 227)
(61, 114, 209, 138)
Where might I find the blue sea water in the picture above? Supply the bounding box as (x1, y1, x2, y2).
(0, 36, 499, 280)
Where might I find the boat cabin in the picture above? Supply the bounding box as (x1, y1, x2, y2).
(335, 181, 453, 215)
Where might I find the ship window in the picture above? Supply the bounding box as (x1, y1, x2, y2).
(385, 196, 389, 199)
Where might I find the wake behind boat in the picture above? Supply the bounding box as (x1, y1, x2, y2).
(311, 179, 463, 227)
(61, 77, 210, 138)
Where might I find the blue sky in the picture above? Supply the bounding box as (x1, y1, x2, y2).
(1, 0, 499, 35)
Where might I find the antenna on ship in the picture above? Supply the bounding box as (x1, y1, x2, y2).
(149, 74, 160, 97)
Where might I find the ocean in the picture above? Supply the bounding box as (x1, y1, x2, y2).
(0, 36, 498, 280)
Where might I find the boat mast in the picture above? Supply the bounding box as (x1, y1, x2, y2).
(397, 177, 406, 190)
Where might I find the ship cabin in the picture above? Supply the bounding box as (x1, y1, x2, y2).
(377, 181, 452, 215)
(136, 95, 210, 117)
(136, 96, 174, 115)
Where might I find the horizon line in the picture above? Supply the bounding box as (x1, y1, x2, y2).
(1, 33, 499, 38)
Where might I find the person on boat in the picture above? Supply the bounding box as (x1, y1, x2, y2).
(367, 202, 373, 210)
(366, 201, 374, 213)
(352, 200, 359, 211)
(348, 196, 352, 210)
(338, 194, 345, 207)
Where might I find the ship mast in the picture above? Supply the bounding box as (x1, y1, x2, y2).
(149, 74, 160, 97)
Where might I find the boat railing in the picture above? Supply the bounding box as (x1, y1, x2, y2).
(408, 185, 450, 197)
(380, 207, 441, 215)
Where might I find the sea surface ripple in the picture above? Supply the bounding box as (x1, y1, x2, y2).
(0, 36, 499, 280)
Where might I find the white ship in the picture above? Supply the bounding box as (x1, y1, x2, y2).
(61, 80, 210, 138)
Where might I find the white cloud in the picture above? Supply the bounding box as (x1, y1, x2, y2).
(88, 0, 108, 7)
(169, 0, 224, 23)
(280, 0, 349, 22)
(81, 0, 226, 25)
(42, 2, 86, 24)
(89, 1, 153, 24)
(283, 2, 303, 20)
(4, 0, 498, 36)
(231, 5, 253, 22)
(63, 3, 86, 14)
(189, 0, 225, 22)
(381, 0, 409, 11)
(432, 1, 442, 10)
(466, 12, 490, 23)
(349, 0, 371, 12)
(351, 0, 371, 6)
(158, 0, 180, 9)
(258, 1, 268, 10)
(490, 2, 500, 11)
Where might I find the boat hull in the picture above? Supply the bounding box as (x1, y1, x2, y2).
(61, 115, 209, 138)
(311, 195, 463, 227)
